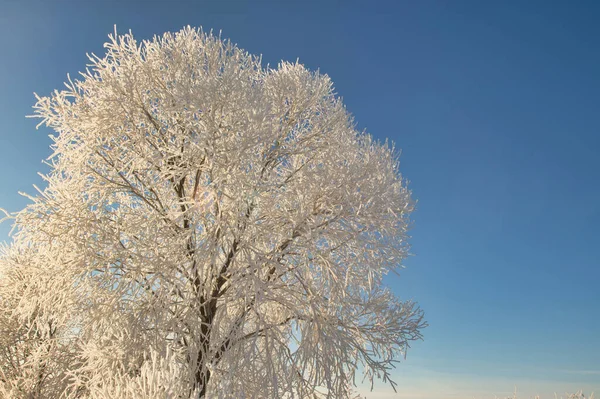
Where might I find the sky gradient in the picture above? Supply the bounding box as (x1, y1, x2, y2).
(1, 1, 598, 398)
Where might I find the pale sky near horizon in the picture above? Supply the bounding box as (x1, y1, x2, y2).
(0, 1, 598, 398)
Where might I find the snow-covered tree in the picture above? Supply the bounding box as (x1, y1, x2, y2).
(0, 27, 426, 398)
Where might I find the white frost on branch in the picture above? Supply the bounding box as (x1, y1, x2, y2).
(0, 26, 426, 398)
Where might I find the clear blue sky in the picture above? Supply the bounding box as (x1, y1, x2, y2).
(1, 1, 598, 397)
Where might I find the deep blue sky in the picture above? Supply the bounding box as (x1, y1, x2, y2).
(1, 1, 598, 397)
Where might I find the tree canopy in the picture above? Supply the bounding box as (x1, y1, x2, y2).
(0, 27, 425, 398)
